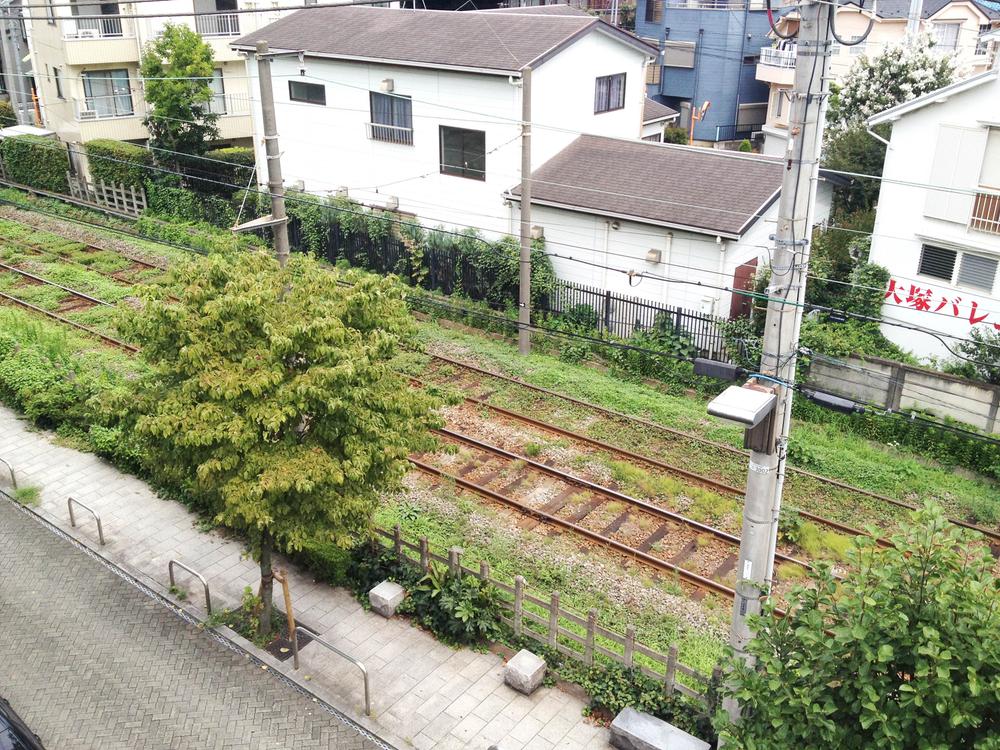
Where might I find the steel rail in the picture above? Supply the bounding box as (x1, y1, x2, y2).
(0, 259, 112, 307)
(434, 427, 814, 571)
(0, 290, 139, 352)
(427, 352, 1000, 544)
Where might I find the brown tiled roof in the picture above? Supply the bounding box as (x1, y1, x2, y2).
(643, 97, 678, 123)
(232, 7, 655, 74)
(510, 135, 783, 237)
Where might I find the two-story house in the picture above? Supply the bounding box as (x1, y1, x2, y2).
(636, 0, 772, 144)
(867, 66, 1000, 359)
(231, 6, 657, 234)
(756, 0, 1000, 156)
(23, 0, 313, 161)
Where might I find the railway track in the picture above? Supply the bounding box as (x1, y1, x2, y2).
(422, 352, 1000, 549)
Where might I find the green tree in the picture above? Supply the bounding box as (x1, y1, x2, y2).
(717, 504, 1000, 749)
(140, 24, 219, 163)
(662, 127, 689, 145)
(119, 252, 440, 636)
(822, 127, 888, 213)
(952, 328, 1000, 384)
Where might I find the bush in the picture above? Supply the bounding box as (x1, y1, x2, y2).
(0, 135, 69, 193)
(952, 327, 1000, 385)
(202, 146, 255, 190)
(662, 127, 688, 145)
(144, 180, 236, 226)
(738, 139, 752, 152)
(0, 100, 15, 127)
(405, 563, 505, 646)
(85, 139, 153, 188)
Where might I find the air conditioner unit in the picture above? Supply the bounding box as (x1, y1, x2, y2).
(78, 109, 98, 120)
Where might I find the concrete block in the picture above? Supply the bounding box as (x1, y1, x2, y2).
(610, 707, 709, 750)
(369, 579, 405, 617)
(503, 649, 546, 695)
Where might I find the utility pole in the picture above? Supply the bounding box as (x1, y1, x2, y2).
(255, 40, 290, 269)
(723, 0, 831, 726)
(517, 66, 532, 356)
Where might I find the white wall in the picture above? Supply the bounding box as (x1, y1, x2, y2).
(869, 74, 1000, 360)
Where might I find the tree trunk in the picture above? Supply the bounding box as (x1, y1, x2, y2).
(259, 527, 274, 638)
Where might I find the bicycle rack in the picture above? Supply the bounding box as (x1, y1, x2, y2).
(67, 496, 105, 545)
(168, 560, 213, 615)
(0, 457, 16, 490)
(294, 625, 371, 716)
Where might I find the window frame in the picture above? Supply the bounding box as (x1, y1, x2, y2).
(594, 73, 626, 115)
(917, 243, 998, 294)
(956, 252, 998, 293)
(54, 67, 63, 99)
(439, 125, 486, 181)
(368, 91, 414, 145)
(208, 68, 226, 114)
(288, 80, 325, 106)
(81, 68, 134, 118)
(917, 244, 957, 282)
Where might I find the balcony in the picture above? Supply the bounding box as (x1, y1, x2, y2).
(74, 94, 142, 122)
(756, 45, 796, 86)
(208, 92, 251, 117)
(62, 17, 138, 65)
(195, 13, 240, 36)
(366, 122, 414, 146)
(970, 191, 1000, 236)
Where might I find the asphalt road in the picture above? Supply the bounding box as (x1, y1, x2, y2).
(0, 498, 384, 750)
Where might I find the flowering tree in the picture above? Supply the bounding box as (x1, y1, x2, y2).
(827, 34, 956, 132)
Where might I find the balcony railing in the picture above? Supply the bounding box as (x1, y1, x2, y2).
(207, 92, 251, 117)
(195, 13, 240, 36)
(759, 45, 796, 68)
(970, 191, 1000, 236)
(366, 122, 414, 146)
(63, 16, 128, 38)
(664, 0, 766, 8)
(75, 94, 141, 121)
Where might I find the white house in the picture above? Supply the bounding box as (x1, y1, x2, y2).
(867, 66, 1000, 359)
(506, 135, 833, 318)
(641, 97, 679, 142)
(232, 5, 657, 234)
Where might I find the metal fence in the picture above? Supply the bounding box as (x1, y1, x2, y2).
(375, 525, 719, 704)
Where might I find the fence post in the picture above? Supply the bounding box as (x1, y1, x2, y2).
(584, 608, 597, 666)
(664, 645, 678, 694)
(887, 362, 905, 411)
(988, 389, 1000, 435)
(479, 560, 490, 582)
(393, 524, 403, 562)
(548, 592, 560, 649)
(419, 536, 430, 572)
(448, 547, 461, 575)
(624, 625, 635, 668)
(603, 290, 612, 333)
(513, 575, 525, 637)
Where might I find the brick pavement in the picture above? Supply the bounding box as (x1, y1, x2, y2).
(0, 498, 380, 750)
(0, 406, 609, 750)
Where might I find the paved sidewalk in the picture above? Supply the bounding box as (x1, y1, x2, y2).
(0, 498, 380, 750)
(0, 406, 607, 750)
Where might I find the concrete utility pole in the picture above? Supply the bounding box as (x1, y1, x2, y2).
(255, 40, 291, 269)
(517, 66, 532, 356)
(723, 0, 832, 725)
(906, 0, 922, 39)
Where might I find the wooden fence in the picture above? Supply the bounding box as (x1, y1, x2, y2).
(374, 525, 718, 704)
(67, 173, 146, 217)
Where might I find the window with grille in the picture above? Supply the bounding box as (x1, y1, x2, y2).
(917, 244, 957, 281)
(645, 0, 663, 24)
(439, 126, 485, 181)
(594, 73, 626, 114)
(932, 22, 961, 52)
(369, 92, 413, 145)
(956, 253, 998, 292)
(288, 80, 325, 105)
(208, 69, 226, 114)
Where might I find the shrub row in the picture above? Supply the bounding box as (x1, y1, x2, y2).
(0, 135, 69, 194)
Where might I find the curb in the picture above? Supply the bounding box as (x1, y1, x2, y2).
(1, 490, 402, 750)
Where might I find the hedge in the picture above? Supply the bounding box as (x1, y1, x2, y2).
(0, 100, 14, 128)
(204, 146, 255, 188)
(0, 135, 69, 193)
(85, 139, 153, 188)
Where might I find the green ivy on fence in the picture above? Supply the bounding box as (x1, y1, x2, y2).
(85, 139, 154, 188)
(0, 135, 70, 194)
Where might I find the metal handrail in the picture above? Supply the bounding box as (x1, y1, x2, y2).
(67, 496, 105, 545)
(294, 626, 371, 716)
(0, 456, 15, 489)
(168, 560, 213, 615)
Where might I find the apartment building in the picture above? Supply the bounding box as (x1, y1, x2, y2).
(756, 0, 1000, 156)
(23, 0, 311, 162)
(867, 67, 1000, 359)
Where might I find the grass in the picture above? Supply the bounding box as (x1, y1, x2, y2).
(523, 441, 543, 458)
(776, 562, 809, 581)
(796, 521, 853, 562)
(607, 460, 683, 499)
(12, 485, 41, 506)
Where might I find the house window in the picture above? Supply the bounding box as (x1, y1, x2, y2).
(956, 253, 998, 292)
(980, 127, 1000, 190)
(82, 69, 133, 118)
(208, 69, 226, 114)
(917, 244, 957, 281)
(773, 89, 784, 118)
(932, 22, 961, 52)
(849, 39, 867, 56)
(54, 67, 63, 99)
(663, 40, 696, 68)
(975, 24, 991, 55)
(369, 91, 413, 145)
(594, 73, 626, 114)
(46, 0, 55, 24)
(644, 0, 663, 24)
(439, 126, 485, 181)
(288, 80, 325, 105)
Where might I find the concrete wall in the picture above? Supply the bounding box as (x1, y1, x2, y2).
(807, 354, 1000, 433)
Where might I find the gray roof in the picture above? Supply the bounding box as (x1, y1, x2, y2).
(643, 97, 678, 123)
(478, 4, 591, 15)
(232, 7, 656, 74)
(830, 0, 1000, 18)
(509, 135, 783, 237)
